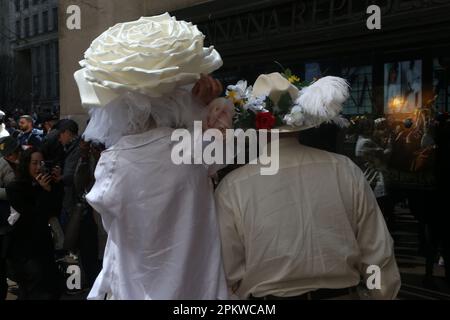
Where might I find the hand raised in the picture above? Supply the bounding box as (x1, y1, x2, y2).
(36, 173, 52, 192)
(192, 74, 223, 106)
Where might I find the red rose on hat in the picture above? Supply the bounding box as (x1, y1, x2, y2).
(255, 112, 276, 130)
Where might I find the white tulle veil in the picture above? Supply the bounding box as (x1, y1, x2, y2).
(82, 85, 206, 148)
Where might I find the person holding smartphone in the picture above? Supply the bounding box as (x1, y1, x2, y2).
(5, 147, 64, 300)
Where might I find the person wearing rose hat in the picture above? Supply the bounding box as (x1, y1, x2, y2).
(73, 13, 231, 300)
(215, 72, 401, 300)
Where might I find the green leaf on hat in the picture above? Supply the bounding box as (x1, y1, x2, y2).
(277, 92, 293, 115)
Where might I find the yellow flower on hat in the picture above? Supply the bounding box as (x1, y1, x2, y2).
(226, 90, 243, 106)
(288, 75, 300, 84)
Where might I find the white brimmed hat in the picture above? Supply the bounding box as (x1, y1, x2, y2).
(228, 72, 350, 132)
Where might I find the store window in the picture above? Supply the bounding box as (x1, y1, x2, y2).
(305, 62, 322, 82)
(33, 14, 39, 35)
(384, 60, 422, 114)
(45, 43, 52, 98)
(52, 7, 58, 30)
(15, 20, 21, 39)
(341, 66, 373, 115)
(54, 43, 59, 97)
(33, 47, 41, 98)
(433, 58, 449, 112)
(42, 11, 48, 32)
(24, 17, 30, 37)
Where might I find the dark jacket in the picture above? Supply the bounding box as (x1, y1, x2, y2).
(6, 179, 63, 259)
(0, 158, 16, 235)
(62, 137, 81, 211)
(18, 128, 43, 148)
(41, 129, 65, 167)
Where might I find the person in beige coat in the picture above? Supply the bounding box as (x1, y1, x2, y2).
(215, 73, 401, 300)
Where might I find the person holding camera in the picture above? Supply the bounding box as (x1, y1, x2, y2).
(5, 147, 64, 299)
(0, 136, 20, 300)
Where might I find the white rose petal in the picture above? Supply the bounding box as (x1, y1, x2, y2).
(75, 13, 223, 107)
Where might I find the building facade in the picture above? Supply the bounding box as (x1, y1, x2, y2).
(0, 0, 11, 57)
(173, 0, 450, 118)
(0, 0, 13, 111)
(60, 0, 450, 128)
(59, 0, 209, 127)
(9, 0, 59, 115)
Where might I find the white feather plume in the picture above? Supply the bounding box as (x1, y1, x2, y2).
(296, 76, 350, 119)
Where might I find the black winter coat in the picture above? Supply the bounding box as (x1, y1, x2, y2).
(6, 179, 63, 259)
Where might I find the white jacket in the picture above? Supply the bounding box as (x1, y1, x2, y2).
(86, 127, 228, 300)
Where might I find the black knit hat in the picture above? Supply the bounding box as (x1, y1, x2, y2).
(0, 136, 20, 157)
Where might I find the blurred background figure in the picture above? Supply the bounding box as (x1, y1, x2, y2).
(73, 139, 107, 290)
(0, 111, 10, 139)
(353, 117, 393, 226)
(41, 116, 64, 168)
(17, 115, 43, 149)
(41, 114, 59, 137)
(53, 120, 81, 254)
(0, 137, 20, 300)
(5, 118, 20, 139)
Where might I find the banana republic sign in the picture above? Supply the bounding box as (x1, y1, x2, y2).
(64, 0, 450, 37)
(184, 0, 450, 46)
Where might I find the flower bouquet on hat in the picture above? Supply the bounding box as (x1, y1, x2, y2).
(226, 69, 351, 131)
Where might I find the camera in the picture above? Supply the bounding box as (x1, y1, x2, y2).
(39, 160, 55, 175)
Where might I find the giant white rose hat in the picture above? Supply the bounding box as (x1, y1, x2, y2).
(74, 12, 223, 108)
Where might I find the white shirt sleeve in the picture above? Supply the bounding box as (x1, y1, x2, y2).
(350, 162, 401, 299)
(215, 179, 246, 294)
